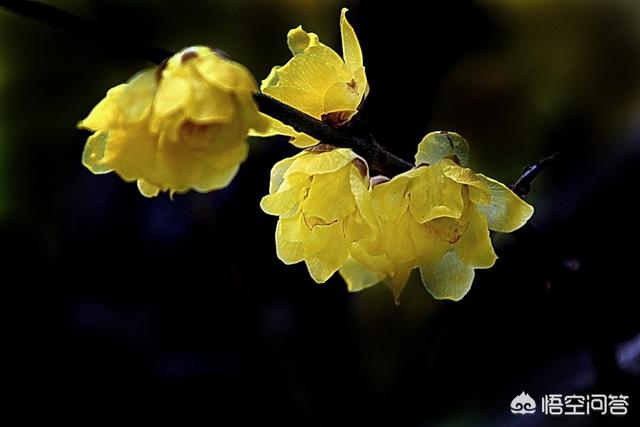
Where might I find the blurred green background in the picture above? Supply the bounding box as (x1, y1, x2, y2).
(1, 0, 639, 425)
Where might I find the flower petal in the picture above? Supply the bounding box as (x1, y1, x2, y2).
(119, 69, 157, 124)
(249, 115, 319, 148)
(263, 45, 350, 118)
(340, 8, 363, 71)
(455, 207, 497, 268)
(408, 165, 464, 223)
(371, 175, 410, 221)
(420, 250, 475, 301)
(323, 80, 361, 114)
(185, 77, 234, 123)
(260, 178, 309, 217)
(287, 26, 322, 55)
(476, 174, 535, 232)
(78, 85, 125, 131)
(154, 72, 191, 116)
(285, 149, 356, 177)
(275, 218, 307, 264)
(302, 166, 355, 222)
(137, 179, 160, 198)
(382, 213, 417, 263)
(81, 130, 113, 174)
(415, 131, 470, 167)
(303, 221, 349, 283)
(195, 54, 257, 93)
(339, 257, 383, 292)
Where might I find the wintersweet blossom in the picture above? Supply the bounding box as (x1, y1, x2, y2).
(340, 132, 534, 301)
(253, 8, 368, 148)
(79, 46, 267, 197)
(260, 147, 378, 283)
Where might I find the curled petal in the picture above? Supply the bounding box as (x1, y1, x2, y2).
(477, 174, 535, 232)
(78, 85, 125, 131)
(287, 26, 322, 55)
(415, 131, 470, 167)
(340, 8, 363, 70)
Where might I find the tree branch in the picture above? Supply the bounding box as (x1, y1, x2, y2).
(0, 0, 552, 186)
(253, 93, 413, 176)
(510, 153, 558, 198)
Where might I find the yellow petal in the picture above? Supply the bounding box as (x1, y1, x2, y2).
(348, 166, 378, 230)
(78, 85, 125, 131)
(96, 127, 158, 183)
(323, 80, 360, 114)
(287, 26, 322, 55)
(407, 166, 464, 223)
(343, 213, 374, 241)
(275, 218, 306, 264)
(382, 213, 417, 263)
(303, 221, 349, 283)
(264, 45, 350, 118)
(340, 8, 363, 71)
(150, 117, 249, 194)
(267, 156, 297, 193)
(372, 175, 410, 221)
(278, 214, 311, 243)
(195, 55, 257, 93)
(385, 268, 412, 305)
(415, 131, 470, 167)
(455, 207, 497, 268)
(81, 130, 113, 174)
(154, 74, 191, 116)
(185, 77, 234, 123)
(409, 219, 449, 264)
(302, 166, 355, 222)
(248, 115, 319, 148)
(260, 179, 309, 218)
(419, 251, 475, 301)
(339, 257, 383, 292)
(137, 179, 160, 198)
(285, 149, 356, 177)
(119, 69, 157, 124)
(476, 174, 535, 232)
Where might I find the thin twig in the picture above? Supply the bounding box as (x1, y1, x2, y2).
(510, 153, 558, 197)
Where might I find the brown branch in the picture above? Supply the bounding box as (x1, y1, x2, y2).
(510, 153, 558, 197)
(1, 0, 553, 186)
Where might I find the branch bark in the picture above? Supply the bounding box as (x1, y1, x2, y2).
(0, 0, 552, 187)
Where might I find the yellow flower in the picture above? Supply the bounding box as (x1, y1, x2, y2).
(260, 147, 378, 283)
(252, 8, 368, 148)
(78, 46, 267, 197)
(340, 132, 534, 302)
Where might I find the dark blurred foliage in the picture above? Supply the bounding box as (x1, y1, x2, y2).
(1, 0, 639, 425)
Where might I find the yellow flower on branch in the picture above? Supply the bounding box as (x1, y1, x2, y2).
(340, 132, 534, 302)
(253, 8, 368, 148)
(260, 147, 378, 283)
(78, 46, 267, 197)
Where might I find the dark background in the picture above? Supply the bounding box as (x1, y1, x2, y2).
(1, 0, 639, 425)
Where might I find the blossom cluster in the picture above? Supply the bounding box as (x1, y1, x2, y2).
(78, 9, 533, 301)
